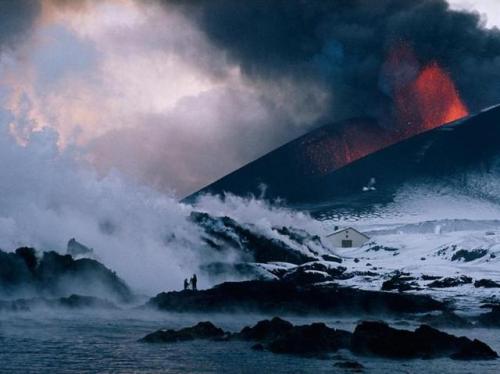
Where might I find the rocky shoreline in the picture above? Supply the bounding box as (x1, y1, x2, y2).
(140, 317, 498, 361)
(146, 280, 445, 316)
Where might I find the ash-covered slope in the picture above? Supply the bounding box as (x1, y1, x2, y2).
(185, 105, 500, 211)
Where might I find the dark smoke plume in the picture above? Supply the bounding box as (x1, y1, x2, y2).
(162, 0, 500, 123)
(0, 0, 40, 51)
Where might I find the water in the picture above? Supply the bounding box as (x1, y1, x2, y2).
(0, 311, 499, 373)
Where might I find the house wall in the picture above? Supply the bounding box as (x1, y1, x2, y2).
(327, 228, 368, 248)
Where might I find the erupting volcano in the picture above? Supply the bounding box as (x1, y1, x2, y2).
(297, 49, 470, 177)
(185, 47, 494, 209)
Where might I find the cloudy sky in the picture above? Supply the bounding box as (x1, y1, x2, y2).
(449, 0, 500, 27)
(1, 0, 500, 197)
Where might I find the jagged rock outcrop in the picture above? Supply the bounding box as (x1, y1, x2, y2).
(351, 321, 497, 360)
(67, 238, 94, 257)
(139, 322, 226, 343)
(427, 276, 473, 288)
(0, 248, 132, 303)
(381, 272, 419, 292)
(474, 279, 500, 288)
(190, 211, 339, 265)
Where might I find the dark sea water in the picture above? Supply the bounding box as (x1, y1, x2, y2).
(0, 311, 499, 374)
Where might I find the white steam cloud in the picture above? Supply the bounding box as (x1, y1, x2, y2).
(2, 0, 329, 197)
(0, 121, 323, 295)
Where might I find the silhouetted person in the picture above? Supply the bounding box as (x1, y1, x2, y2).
(191, 274, 198, 291)
(183, 278, 189, 291)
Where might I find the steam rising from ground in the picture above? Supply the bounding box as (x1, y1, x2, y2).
(0, 123, 322, 295)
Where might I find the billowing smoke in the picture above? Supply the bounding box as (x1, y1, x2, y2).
(0, 1, 40, 51)
(2, 0, 500, 196)
(163, 0, 500, 130)
(1, 0, 329, 196)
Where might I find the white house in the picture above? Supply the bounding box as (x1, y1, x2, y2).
(326, 227, 370, 248)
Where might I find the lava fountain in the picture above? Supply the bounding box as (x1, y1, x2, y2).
(300, 46, 469, 176)
(395, 61, 469, 135)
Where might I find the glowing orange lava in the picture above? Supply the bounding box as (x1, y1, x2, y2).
(300, 49, 469, 176)
(396, 61, 469, 135)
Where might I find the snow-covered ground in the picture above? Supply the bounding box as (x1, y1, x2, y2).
(324, 219, 500, 313)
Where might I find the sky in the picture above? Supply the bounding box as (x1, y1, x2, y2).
(448, 0, 500, 27)
(1, 0, 500, 198)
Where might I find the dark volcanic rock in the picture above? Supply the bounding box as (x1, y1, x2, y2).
(67, 238, 94, 257)
(281, 262, 350, 284)
(139, 322, 226, 343)
(427, 276, 473, 288)
(418, 311, 473, 328)
(477, 306, 500, 327)
(474, 279, 500, 288)
(321, 254, 342, 263)
(190, 211, 318, 265)
(147, 280, 445, 316)
(451, 249, 488, 262)
(382, 272, 419, 292)
(238, 317, 293, 341)
(351, 321, 497, 360)
(0, 248, 133, 303)
(366, 244, 399, 252)
(140, 317, 496, 361)
(237, 317, 351, 356)
(421, 275, 442, 281)
(267, 322, 351, 356)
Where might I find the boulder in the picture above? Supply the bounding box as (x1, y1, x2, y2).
(140, 322, 226, 343)
(238, 317, 293, 341)
(382, 272, 419, 292)
(451, 249, 488, 262)
(236, 317, 351, 356)
(474, 279, 500, 288)
(267, 322, 351, 356)
(427, 276, 472, 288)
(351, 321, 497, 360)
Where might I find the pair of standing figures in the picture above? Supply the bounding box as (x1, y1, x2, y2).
(184, 274, 197, 291)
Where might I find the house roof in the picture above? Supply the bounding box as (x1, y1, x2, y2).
(326, 227, 370, 240)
